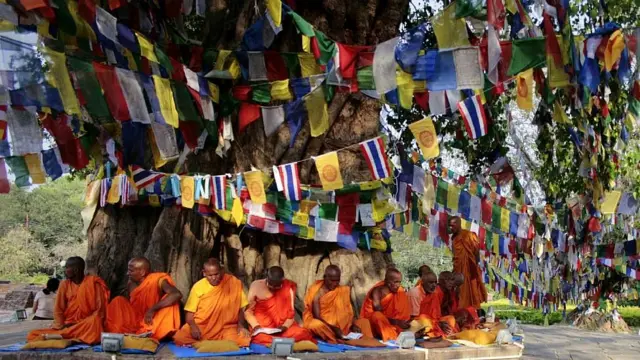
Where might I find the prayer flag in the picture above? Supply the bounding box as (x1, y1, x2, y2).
(409, 117, 439, 159)
(152, 75, 179, 127)
(212, 175, 227, 210)
(447, 185, 460, 213)
(305, 87, 329, 136)
(500, 207, 510, 233)
(42, 148, 63, 180)
(373, 36, 400, 94)
(135, 32, 158, 63)
(238, 103, 261, 133)
(600, 191, 621, 214)
(24, 153, 45, 184)
(43, 48, 81, 115)
(94, 62, 131, 121)
(286, 99, 306, 147)
(314, 151, 343, 191)
(262, 106, 284, 136)
(271, 79, 293, 100)
(605, 30, 625, 72)
(458, 94, 489, 139)
(516, 69, 534, 111)
(395, 24, 427, 73)
(507, 37, 546, 76)
(275, 162, 302, 201)
(453, 47, 484, 90)
(432, 4, 469, 49)
(244, 170, 266, 204)
(115, 68, 152, 124)
(487, 0, 506, 29)
(180, 176, 195, 209)
(360, 137, 391, 180)
(266, 0, 282, 28)
(131, 165, 163, 189)
(107, 175, 120, 204)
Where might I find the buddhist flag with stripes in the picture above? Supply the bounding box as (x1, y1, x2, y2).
(275, 162, 302, 201)
(360, 137, 391, 180)
(131, 165, 163, 189)
(457, 94, 489, 139)
(211, 175, 227, 210)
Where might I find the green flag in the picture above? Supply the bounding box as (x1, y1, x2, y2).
(281, 53, 301, 78)
(491, 203, 502, 231)
(507, 37, 546, 76)
(172, 82, 201, 123)
(5, 156, 30, 187)
(436, 179, 448, 209)
(67, 57, 111, 119)
(251, 83, 271, 104)
(357, 67, 375, 90)
(313, 31, 336, 65)
(290, 12, 315, 36)
(154, 47, 173, 74)
(455, 0, 485, 18)
(318, 203, 338, 220)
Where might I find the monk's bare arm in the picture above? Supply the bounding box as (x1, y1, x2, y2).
(244, 282, 260, 329)
(371, 287, 384, 312)
(281, 288, 296, 329)
(311, 289, 325, 321)
(185, 312, 201, 340)
(144, 280, 182, 324)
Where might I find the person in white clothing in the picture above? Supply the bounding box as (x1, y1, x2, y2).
(32, 278, 60, 320)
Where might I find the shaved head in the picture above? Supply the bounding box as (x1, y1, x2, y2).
(127, 257, 151, 283)
(324, 265, 341, 277)
(421, 271, 438, 293)
(323, 265, 341, 291)
(266, 266, 285, 291)
(130, 257, 151, 271)
(202, 258, 224, 286)
(453, 272, 464, 286)
(418, 265, 433, 277)
(203, 258, 222, 271)
(384, 268, 402, 293)
(64, 257, 85, 282)
(448, 216, 462, 235)
(439, 271, 454, 291)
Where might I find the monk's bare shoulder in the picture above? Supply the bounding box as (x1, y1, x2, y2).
(370, 284, 389, 299)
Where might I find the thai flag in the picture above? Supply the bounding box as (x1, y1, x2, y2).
(457, 95, 489, 139)
(276, 163, 302, 201)
(360, 137, 391, 180)
(132, 165, 163, 189)
(211, 175, 227, 210)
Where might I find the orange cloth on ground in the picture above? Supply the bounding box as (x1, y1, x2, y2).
(359, 281, 411, 341)
(173, 274, 250, 347)
(303, 280, 373, 343)
(452, 230, 488, 309)
(27, 276, 109, 345)
(251, 279, 315, 346)
(106, 273, 180, 340)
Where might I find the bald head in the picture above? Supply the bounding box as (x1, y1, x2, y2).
(421, 271, 438, 293)
(266, 266, 285, 291)
(384, 268, 402, 293)
(439, 271, 454, 291)
(448, 216, 462, 235)
(64, 257, 85, 282)
(202, 258, 224, 286)
(323, 265, 341, 291)
(418, 265, 433, 277)
(127, 257, 151, 284)
(453, 272, 464, 286)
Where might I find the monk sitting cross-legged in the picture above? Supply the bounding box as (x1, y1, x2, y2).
(450, 216, 488, 309)
(360, 268, 417, 341)
(303, 265, 373, 343)
(408, 271, 457, 338)
(245, 266, 315, 346)
(106, 257, 182, 340)
(173, 259, 250, 346)
(27, 257, 110, 345)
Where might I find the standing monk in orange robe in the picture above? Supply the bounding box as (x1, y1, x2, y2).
(450, 216, 487, 309)
(27, 257, 109, 345)
(245, 266, 315, 346)
(407, 271, 456, 337)
(173, 259, 250, 346)
(360, 268, 416, 341)
(303, 265, 373, 343)
(106, 257, 182, 340)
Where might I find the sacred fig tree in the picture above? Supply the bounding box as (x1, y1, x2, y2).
(86, 0, 409, 312)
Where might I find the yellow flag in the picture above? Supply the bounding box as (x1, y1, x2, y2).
(244, 170, 267, 204)
(149, 195, 160, 207)
(302, 36, 311, 53)
(516, 69, 533, 111)
(605, 30, 625, 72)
(397, 70, 415, 109)
(600, 191, 621, 214)
(431, 4, 469, 49)
(547, 38, 570, 88)
(208, 83, 220, 103)
(271, 80, 293, 101)
(180, 176, 195, 209)
(135, 32, 158, 63)
(305, 87, 329, 137)
(409, 117, 439, 159)
(360, 180, 382, 191)
(299, 53, 321, 77)
(500, 208, 510, 233)
(553, 101, 570, 124)
(42, 48, 81, 115)
(292, 212, 310, 226)
(23, 154, 46, 184)
(107, 176, 121, 204)
(84, 180, 101, 206)
(153, 75, 179, 128)
(314, 152, 343, 191)
(266, 0, 282, 27)
(231, 197, 244, 226)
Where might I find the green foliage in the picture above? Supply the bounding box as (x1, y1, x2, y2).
(0, 179, 86, 247)
(391, 233, 452, 289)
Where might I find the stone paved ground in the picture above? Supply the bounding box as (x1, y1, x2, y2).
(522, 324, 640, 360)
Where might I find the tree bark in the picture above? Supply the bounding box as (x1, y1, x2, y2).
(87, 0, 409, 314)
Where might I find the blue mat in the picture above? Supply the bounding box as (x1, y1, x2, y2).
(93, 343, 166, 355)
(250, 342, 342, 354)
(0, 343, 90, 353)
(168, 343, 253, 358)
(317, 341, 396, 352)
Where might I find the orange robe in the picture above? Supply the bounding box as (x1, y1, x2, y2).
(455, 306, 481, 331)
(27, 275, 109, 345)
(106, 273, 180, 340)
(359, 281, 411, 341)
(452, 230, 488, 309)
(174, 274, 250, 346)
(302, 280, 373, 343)
(408, 285, 456, 337)
(441, 288, 458, 316)
(251, 279, 315, 346)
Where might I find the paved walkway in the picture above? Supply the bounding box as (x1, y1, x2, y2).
(522, 324, 640, 360)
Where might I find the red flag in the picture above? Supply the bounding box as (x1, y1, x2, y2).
(170, 57, 186, 82)
(41, 113, 89, 170)
(337, 44, 372, 79)
(543, 12, 563, 67)
(109, 0, 126, 10)
(238, 103, 261, 133)
(487, 0, 506, 30)
(264, 51, 288, 81)
(189, 47, 204, 72)
(482, 198, 493, 225)
(178, 120, 201, 150)
(232, 85, 252, 101)
(92, 62, 131, 121)
(0, 120, 6, 140)
(414, 92, 429, 112)
(78, 0, 97, 22)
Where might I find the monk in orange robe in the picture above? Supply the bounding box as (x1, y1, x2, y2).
(453, 306, 482, 331)
(174, 259, 250, 346)
(360, 268, 416, 341)
(408, 271, 456, 338)
(450, 216, 488, 309)
(245, 266, 315, 346)
(303, 265, 373, 343)
(27, 257, 109, 345)
(106, 257, 182, 340)
(438, 271, 458, 316)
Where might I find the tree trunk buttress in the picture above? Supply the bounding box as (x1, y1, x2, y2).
(86, 0, 409, 314)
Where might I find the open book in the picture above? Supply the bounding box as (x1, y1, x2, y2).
(251, 327, 282, 337)
(342, 332, 363, 340)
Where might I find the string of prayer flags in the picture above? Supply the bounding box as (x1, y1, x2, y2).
(131, 165, 163, 189)
(275, 163, 302, 201)
(314, 151, 343, 191)
(244, 170, 267, 204)
(458, 94, 489, 139)
(409, 117, 440, 159)
(360, 137, 392, 180)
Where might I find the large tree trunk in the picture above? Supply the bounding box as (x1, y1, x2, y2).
(87, 0, 409, 314)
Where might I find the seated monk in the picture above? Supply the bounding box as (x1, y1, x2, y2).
(27, 257, 109, 345)
(303, 265, 373, 343)
(415, 265, 432, 286)
(439, 271, 458, 316)
(174, 259, 250, 346)
(408, 271, 457, 338)
(106, 257, 182, 340)
(360, 268, 416, 341)
(245, 266, 315, 346)
(453, 306, 482, 331)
